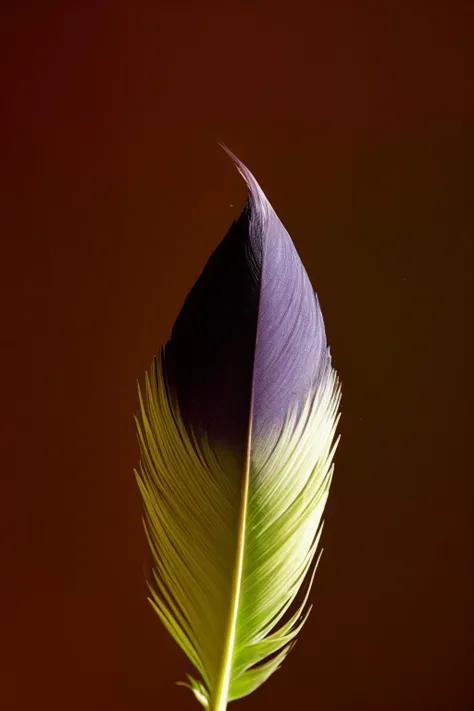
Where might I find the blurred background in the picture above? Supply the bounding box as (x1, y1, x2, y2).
(1, 2, 473, 710)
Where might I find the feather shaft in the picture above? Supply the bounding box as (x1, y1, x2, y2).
(211, 428, 251, 711)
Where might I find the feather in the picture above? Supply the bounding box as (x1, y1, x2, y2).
(134, 145, 341, 710)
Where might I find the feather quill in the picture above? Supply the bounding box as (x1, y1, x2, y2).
(135, 145, 341, 710)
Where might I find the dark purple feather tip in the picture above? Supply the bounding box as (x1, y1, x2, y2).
(164, 146, 330, 450)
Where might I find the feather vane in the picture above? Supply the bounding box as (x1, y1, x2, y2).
(135, 146, 341, 710)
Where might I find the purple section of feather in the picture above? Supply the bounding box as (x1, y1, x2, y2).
(252, 206, 328, 439)
(163, 147, 330, 449)
(228, 148, 329, 439)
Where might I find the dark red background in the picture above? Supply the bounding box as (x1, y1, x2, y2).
(1, 3, 473, 710)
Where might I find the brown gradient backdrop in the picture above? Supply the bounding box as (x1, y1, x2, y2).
(1, 2, 473, 710)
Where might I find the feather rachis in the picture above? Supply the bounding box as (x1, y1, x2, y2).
(210, 420, 251, 711)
